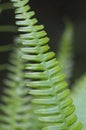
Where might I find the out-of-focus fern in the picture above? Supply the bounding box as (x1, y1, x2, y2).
(0, 45, 32, 130)
(0, 2, 14, 13)
(57, 22, 73, 82)
(0, 44, 12, 52)
(71, 75, 86, 130)
(0, 1, 17, 71)
(0, 25, 17, 32)
(0, 44, 12, 71)
(10, 0, 82, 129)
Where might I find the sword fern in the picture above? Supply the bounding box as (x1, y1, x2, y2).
(9, 0, 82, 129)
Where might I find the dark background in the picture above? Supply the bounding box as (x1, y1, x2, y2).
(0, 0, 86, 90)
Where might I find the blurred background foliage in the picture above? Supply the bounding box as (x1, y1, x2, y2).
(0, 0, 86, 91)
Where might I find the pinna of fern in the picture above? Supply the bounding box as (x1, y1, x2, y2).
(71, 74, 86, 130)
(0, 44, 32, 130)
(10, 0, 82, 129)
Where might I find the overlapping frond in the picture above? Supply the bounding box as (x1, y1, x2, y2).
(0, 44, 12, 71)
(0, 1, 16, 71)
(0, 45, 32, 130)
(57, 22, 73, 82)
(71, 75, 86, 130)
(10, 0, 82, 129)
(0, 2, 14, 13)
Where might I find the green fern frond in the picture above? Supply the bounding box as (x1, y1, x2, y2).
(57, 22, 73, 82)
(10, 0, 82, 129)
(71, 75, 86, 130)
(0, 45, 32, 130)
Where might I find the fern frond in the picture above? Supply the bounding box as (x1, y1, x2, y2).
(57, 22, 73, 82)
(71, 74, 86, 130)
(10, 0, 82, 129)
(0, 45, 32, 130)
